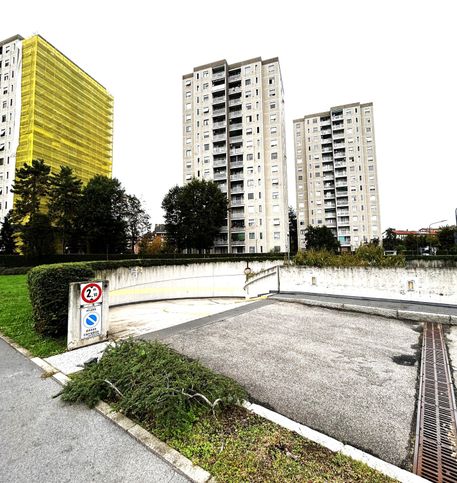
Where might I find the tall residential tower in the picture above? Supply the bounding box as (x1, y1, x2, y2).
(0, 34, 113, 224)
(182, 57, 288, 253)
(294, 102, 381, 250)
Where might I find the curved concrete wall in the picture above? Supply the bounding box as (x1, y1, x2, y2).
(245, 266, 457, 304)
(95, 260, 280, 307)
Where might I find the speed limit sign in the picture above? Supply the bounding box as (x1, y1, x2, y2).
(80, 282, 103, 305)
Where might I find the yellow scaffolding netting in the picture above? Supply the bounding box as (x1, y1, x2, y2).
(16, 35, 113, 184)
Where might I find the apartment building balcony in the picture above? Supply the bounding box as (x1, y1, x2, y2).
(213, 120, 226, 129)
(324, 182, 334, 189)
(334, 161, 346, 168)
(214, 238, 228, 246)
(213, 146, 227, 154)
(212, 71, 226, 80)
(321, 129, 332, 135)
(212, 84, 226, 93)
(230, 197, 244, 206)
(217, 184, 227, 193)
(213, 157, 227, 167)
(213, 96, 226, 105)
(213, 133, 227, 142)
(338, 217, 350, 225)
(231, 210, 245, 220)
(335, 180, 348, 187)
(334, 152, 345, 159)
(213, 172, 227, 180)
(228, 73, 241, 82)
(322, 147, 333, 153)
(324, 202, 336, 209)
(228, 159, 242, 168)
(219, 226, 228, 233)
(332, 114, 344, 121)
(337, 209, 349, 216)
(231, 240, 245, 246)
(229, 122, 243, 131)
(333, 132, 345, 140)
(230, 173, 244, 181)
(231, 185, 244, 194)
(322, 163, 334, 172)
(333, 140, 345, 147)
(213, 108, 226, 116)
(230, 135, 243, 143)
(228, 98, 242, 107)
(229, 86, 242, 95)
(338, 229, 351, 236)
(336, 189, 348, 197)
(320, 117, 331, 125)
(324, 193, 335, 199)
(229, 109, 242, 119)
(323, 174, 334, 180)
(336, 198, 349, 206)
(229, 148, 243, 155)
(325, 220, 337, 226)
(334, 169, 347, 177)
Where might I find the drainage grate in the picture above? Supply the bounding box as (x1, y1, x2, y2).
(413, 322, 457, 482)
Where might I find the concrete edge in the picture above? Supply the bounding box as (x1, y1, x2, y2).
(275, 296, 453, 325)
(0, 333, 213, 483)
(242, 401, 429, 483)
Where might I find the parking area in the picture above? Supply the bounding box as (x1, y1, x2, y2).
(147, 300, 421, 469)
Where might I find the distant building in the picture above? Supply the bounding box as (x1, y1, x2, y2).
(182, 57, 289, 254)
(0, 34, 113, 224)
(393, 229, 439, 239)
(293, 102, 381, 250)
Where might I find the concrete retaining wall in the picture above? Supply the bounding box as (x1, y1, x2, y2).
(95, 261, 280, 307)
(245, 266, 457, 304)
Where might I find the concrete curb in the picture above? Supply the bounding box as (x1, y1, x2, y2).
(0, 333, 213, 483)
(243, 402, 429, 483)
(274, 296, 455, 325)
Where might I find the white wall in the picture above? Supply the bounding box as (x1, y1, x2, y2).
(95, 260, 280, 307)
(245, 266, 457, 304)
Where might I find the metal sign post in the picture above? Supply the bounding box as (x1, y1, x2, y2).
(67, 280, 109, 350)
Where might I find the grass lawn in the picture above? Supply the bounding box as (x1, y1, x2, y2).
(0, 275, 66, 357)
(62, 340, 396, 483)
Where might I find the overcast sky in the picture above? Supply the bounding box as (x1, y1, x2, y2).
(7, 0, 457, 232)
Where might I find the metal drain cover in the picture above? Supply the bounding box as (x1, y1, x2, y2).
(413, 322, 457, 482)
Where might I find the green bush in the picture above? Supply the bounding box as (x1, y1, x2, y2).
(27, 263, 95, 336)
(61, 339, 247, 436)
(294, 248, 405, 268)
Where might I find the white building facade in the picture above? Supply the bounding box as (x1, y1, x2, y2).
(0, 35, 23, 224)
(294, 102, 381, 250)
(182, 57, 289, 254)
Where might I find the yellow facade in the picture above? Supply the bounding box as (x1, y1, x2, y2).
(16, 35, 113, 183)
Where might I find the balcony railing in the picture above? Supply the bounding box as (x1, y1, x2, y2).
(335, 181, 348, 187)
(214, 239, 228, 245)
(230, 148, 243, 155)
(231, 198, 244, 206)
(231, 211, 245, 220)
(213, 147, 226, 154)
(230, 135, 243, 143)
(336, 199, 349, 206)
(229, 87, 242, 95)
(332, 114, 344, 121)
(324, 194, 335, 199)
(230, 173, 244, 181)
(213, 108, 226, 116)
(228, 74, 241, 82)
(229, 123, 243, 131)
(323, 175, 334, 180)
(213, 172, 227, 180)
(229, 110, 242, 119)
(228, 98, 242, 107)
(231, 240, 245, 245)
(322, 147, 333, 153)
(213, 134, 226, 142)
(322, 164, 334, 172)
(231, 186, 244, 193)
(230, 160, 244, 168)
(213, 96, 226, 104)
(212, 84, 226, 93)
(213, 159, 227, 167)
(213, 121, 226, 128)
(334, 171, 347, 177)
(212, 71, 226, 80)
(334, 161, 346, 168)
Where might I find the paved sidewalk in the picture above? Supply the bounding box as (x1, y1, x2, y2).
(0, 338, 188, 483)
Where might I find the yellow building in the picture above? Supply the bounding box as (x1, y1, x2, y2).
(0, 34, 113, 222)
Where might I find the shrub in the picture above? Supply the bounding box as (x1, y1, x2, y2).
(27, 263, 95, 336)
(61, 339, 247, 436)
(294, 248, 405, 268)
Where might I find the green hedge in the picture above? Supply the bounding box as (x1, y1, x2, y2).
(27, 263, 95, 336)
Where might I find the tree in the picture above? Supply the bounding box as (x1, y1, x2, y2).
(288, 207, 298, 255)
(48, 165, 83, 253)
(382, 228, 398, 251)
(138, 232, 163, 256)
(0, 210, 17, 254)
(162, 178, 227, 253)
(21, 213, 55, 256)
(78, 176, 128, 254)
(304, 225, 340, 253)
(437, 225, 457, 253)
(123, 194, 151, 253)
(11, 159, 51, 222)
(11, 159, 55, 256)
